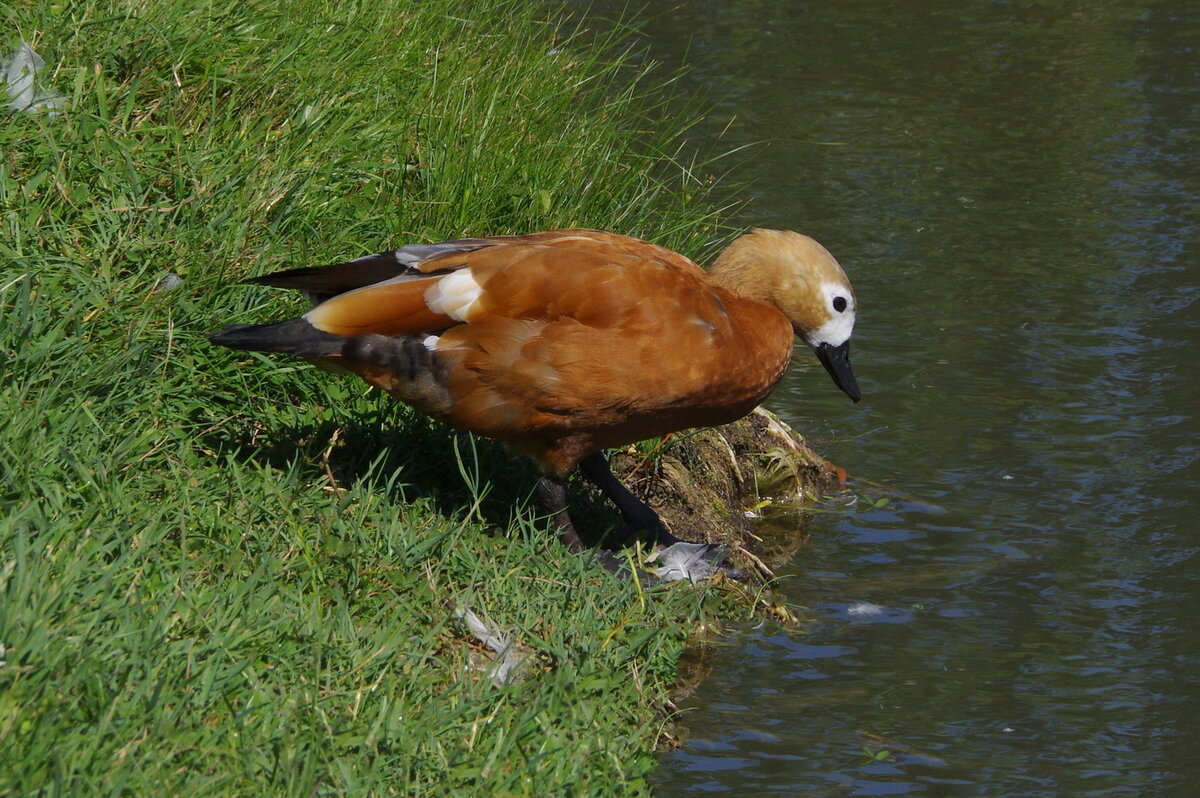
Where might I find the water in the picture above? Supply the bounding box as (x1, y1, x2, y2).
(582, 1, 1200, 793)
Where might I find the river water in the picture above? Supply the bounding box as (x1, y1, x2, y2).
(582, 1, 1199, 794)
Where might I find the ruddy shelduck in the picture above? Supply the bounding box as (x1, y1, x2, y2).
(210, 228, 860, 570)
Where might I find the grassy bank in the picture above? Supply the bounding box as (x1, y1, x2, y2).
(0, 0, 741, 793)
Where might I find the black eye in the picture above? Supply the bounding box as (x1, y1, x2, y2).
(833, 296, 848, 313)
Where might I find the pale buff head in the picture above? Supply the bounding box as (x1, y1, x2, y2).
(709, 228, 860, 401)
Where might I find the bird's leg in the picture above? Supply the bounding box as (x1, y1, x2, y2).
(577, 452, 684, 549)
(541, 457, 732, 583)
(535, 475, 585, 552)
(536, 474, 624, 574)
(579, 452, 737, 582)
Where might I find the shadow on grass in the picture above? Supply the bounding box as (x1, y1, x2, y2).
(196, 411, 625, 549)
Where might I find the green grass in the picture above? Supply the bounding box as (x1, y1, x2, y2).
(0, 0, 752, 794)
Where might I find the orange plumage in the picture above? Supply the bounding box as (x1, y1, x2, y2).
(210, 228, 860, 568)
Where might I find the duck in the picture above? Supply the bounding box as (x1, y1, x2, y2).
(209, 228, 860, 572)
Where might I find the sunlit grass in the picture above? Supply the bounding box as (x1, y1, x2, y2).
(0, 0, 741, 793)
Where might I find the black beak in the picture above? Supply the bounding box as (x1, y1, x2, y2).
(815, 341, 861, 403)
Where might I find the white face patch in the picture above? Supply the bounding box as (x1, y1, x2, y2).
(804, 281, 856, 348)
(424, 269, 483, 322)
(422, 334, 440, 351)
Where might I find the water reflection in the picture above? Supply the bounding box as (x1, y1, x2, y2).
(575, 0, 1200, 793)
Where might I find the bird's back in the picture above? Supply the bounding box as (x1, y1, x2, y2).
(212, 229, 797, 474)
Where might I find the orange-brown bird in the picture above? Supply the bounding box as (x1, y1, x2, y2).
(210, 228, 860, 573)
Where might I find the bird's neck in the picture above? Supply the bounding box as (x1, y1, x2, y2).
(707, 251, 776, 306)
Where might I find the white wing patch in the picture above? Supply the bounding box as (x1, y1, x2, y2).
(425, 269, 483, 322)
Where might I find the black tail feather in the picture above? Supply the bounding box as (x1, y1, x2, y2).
(211, 320, 450, 407)
(208, 318, 346, 357)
